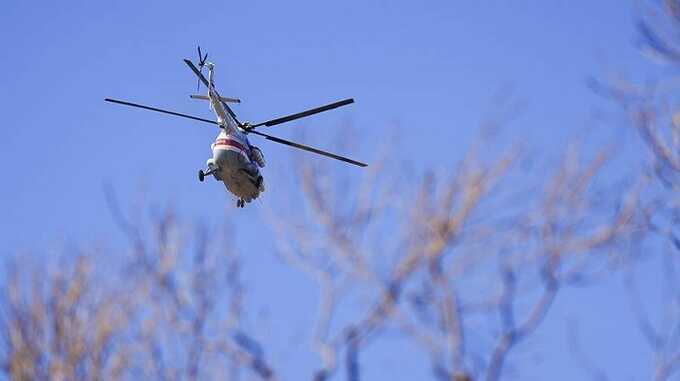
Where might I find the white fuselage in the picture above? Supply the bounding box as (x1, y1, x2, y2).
(204, 64, 263, 202)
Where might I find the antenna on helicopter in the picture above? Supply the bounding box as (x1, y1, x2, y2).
(196, 46, 208, 92)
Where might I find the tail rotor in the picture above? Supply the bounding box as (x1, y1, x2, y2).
(196, 46, 208, 91)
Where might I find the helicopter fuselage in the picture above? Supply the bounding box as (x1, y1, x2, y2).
(205, 64, 264, 204)
(208, 130, 263, 203)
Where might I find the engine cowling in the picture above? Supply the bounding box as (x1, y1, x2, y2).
(250, 146, 266, 168)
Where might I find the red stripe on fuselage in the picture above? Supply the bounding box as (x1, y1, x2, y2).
(213, 138, 248, 153)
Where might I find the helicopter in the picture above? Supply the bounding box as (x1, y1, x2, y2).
(105, 47, 366, 208)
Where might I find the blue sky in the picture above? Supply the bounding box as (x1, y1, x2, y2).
(0, 1, 664, 379)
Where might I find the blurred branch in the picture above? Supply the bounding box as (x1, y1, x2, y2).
(567, 320, 610, 381)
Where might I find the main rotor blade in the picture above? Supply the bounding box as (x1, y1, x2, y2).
(248, 130, 367, 167)
(104, 98, 218, 126)
(250, 98, 354, 128)
(184, 59, 210, 88)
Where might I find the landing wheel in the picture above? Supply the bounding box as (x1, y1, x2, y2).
(236, 199, 244, 208)
(198, 170, 205, 182)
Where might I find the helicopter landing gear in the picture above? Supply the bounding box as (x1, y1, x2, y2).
(198, 166, 218, 183)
